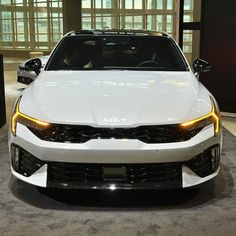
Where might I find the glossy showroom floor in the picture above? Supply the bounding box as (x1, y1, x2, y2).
(0, 59, 236, 236)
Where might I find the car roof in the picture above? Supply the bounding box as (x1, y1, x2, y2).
(65, 29, 169, 37)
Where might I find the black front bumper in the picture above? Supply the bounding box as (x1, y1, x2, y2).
(11, 144, 220, 189)
(47, 162, 182, 189)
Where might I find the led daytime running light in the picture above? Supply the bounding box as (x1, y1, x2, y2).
(11, 98, 50, 135)
(181, 98, 219, 134)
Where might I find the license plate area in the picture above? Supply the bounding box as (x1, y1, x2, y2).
(102, 167, 127, 182)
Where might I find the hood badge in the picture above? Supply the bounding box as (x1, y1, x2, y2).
(104, 118, 126, 123)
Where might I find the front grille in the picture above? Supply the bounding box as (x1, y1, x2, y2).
(47, 162, 182, 189)
(28, 124, 201, 144)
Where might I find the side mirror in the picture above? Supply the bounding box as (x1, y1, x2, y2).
(193, 59, 211, 75)
(24, 58, 42, 75)
(17, 75, 34, 85)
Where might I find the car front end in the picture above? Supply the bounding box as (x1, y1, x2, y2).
(10, 124, 221, 190)
(9, 30, 222, 190)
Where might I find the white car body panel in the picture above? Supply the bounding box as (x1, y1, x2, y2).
(11, 166, 47, 187)
(182, 166, 220, 188)
(20, 70, 212, 126)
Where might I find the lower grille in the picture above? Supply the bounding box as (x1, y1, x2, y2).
(11, 144, 220, 189)
(47, 162, 182, 189)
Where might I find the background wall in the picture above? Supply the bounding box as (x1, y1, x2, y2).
(0, 54, 6, 128)
(200, 0, 236, 113)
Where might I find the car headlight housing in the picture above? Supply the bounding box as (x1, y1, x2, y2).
(11, 96, 50, 136)
(180, 97, 220, 136)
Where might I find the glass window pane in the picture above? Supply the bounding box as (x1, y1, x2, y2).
(2, 23, 12, 35)
(125, 0, 133, 9)
(184, 0, 194, 10)
(103, 16, 112, 28)
(82, 13, 92, 30)
(134, 0, 142, 9)
(47, 36, 187, 71)
(0, 0, 63, 50)
(166, 15, 173, 33)
(16, 19, 25, 34)
(184, 15, 193, 22)
(184, 0, 201, 22)
(167, 0, 173, 10)
(125, 16, 133, 28)
(0, 0, 11, 5)
(157, 0, 163, 9)
(1, 11, 11, 19)
(183, 29, 200, 64)
(156, 15, 163, 31)
(34, 1, 47, 7)
(147, 15, 156, 30)
(82, 0, 91, 8)
(103, 0, 112, 8)
(14, 0, 24, 6)
(147, 0, 155, 9)
(17, 34, 25, 42)
(0, 0, 182, 50)
(95, 15, 102, 29)
(96, 0, 102, 8)
(133, 16, 142, 29)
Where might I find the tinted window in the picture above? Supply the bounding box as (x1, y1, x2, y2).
(46, 36, 188, 71)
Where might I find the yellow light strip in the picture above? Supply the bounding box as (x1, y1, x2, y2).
(180, 98, 219, 134)
(11, 113, 19, 134)
(212, 112, 219, 134)
(17, 111, 50, 127)
(11, 98, 50, 135)
(180, 112, 213, 127)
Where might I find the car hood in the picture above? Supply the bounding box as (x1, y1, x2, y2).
(20, 70, 212, 127)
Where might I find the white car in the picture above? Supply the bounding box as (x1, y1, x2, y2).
(17, 56, 49, 84)
(9, 30, 222, 190)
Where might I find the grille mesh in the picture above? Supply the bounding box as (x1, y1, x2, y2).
(28, 124, 201, 144)
(47, 162, 182, 188)
(186, 145, 220, 177)
(12, 145, 44, 177)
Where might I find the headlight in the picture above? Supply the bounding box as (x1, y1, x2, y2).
(180, 97, 220, 135)
(11, 96, 50, 136)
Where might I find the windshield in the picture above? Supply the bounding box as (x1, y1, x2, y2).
(46, 35, 188, 71)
